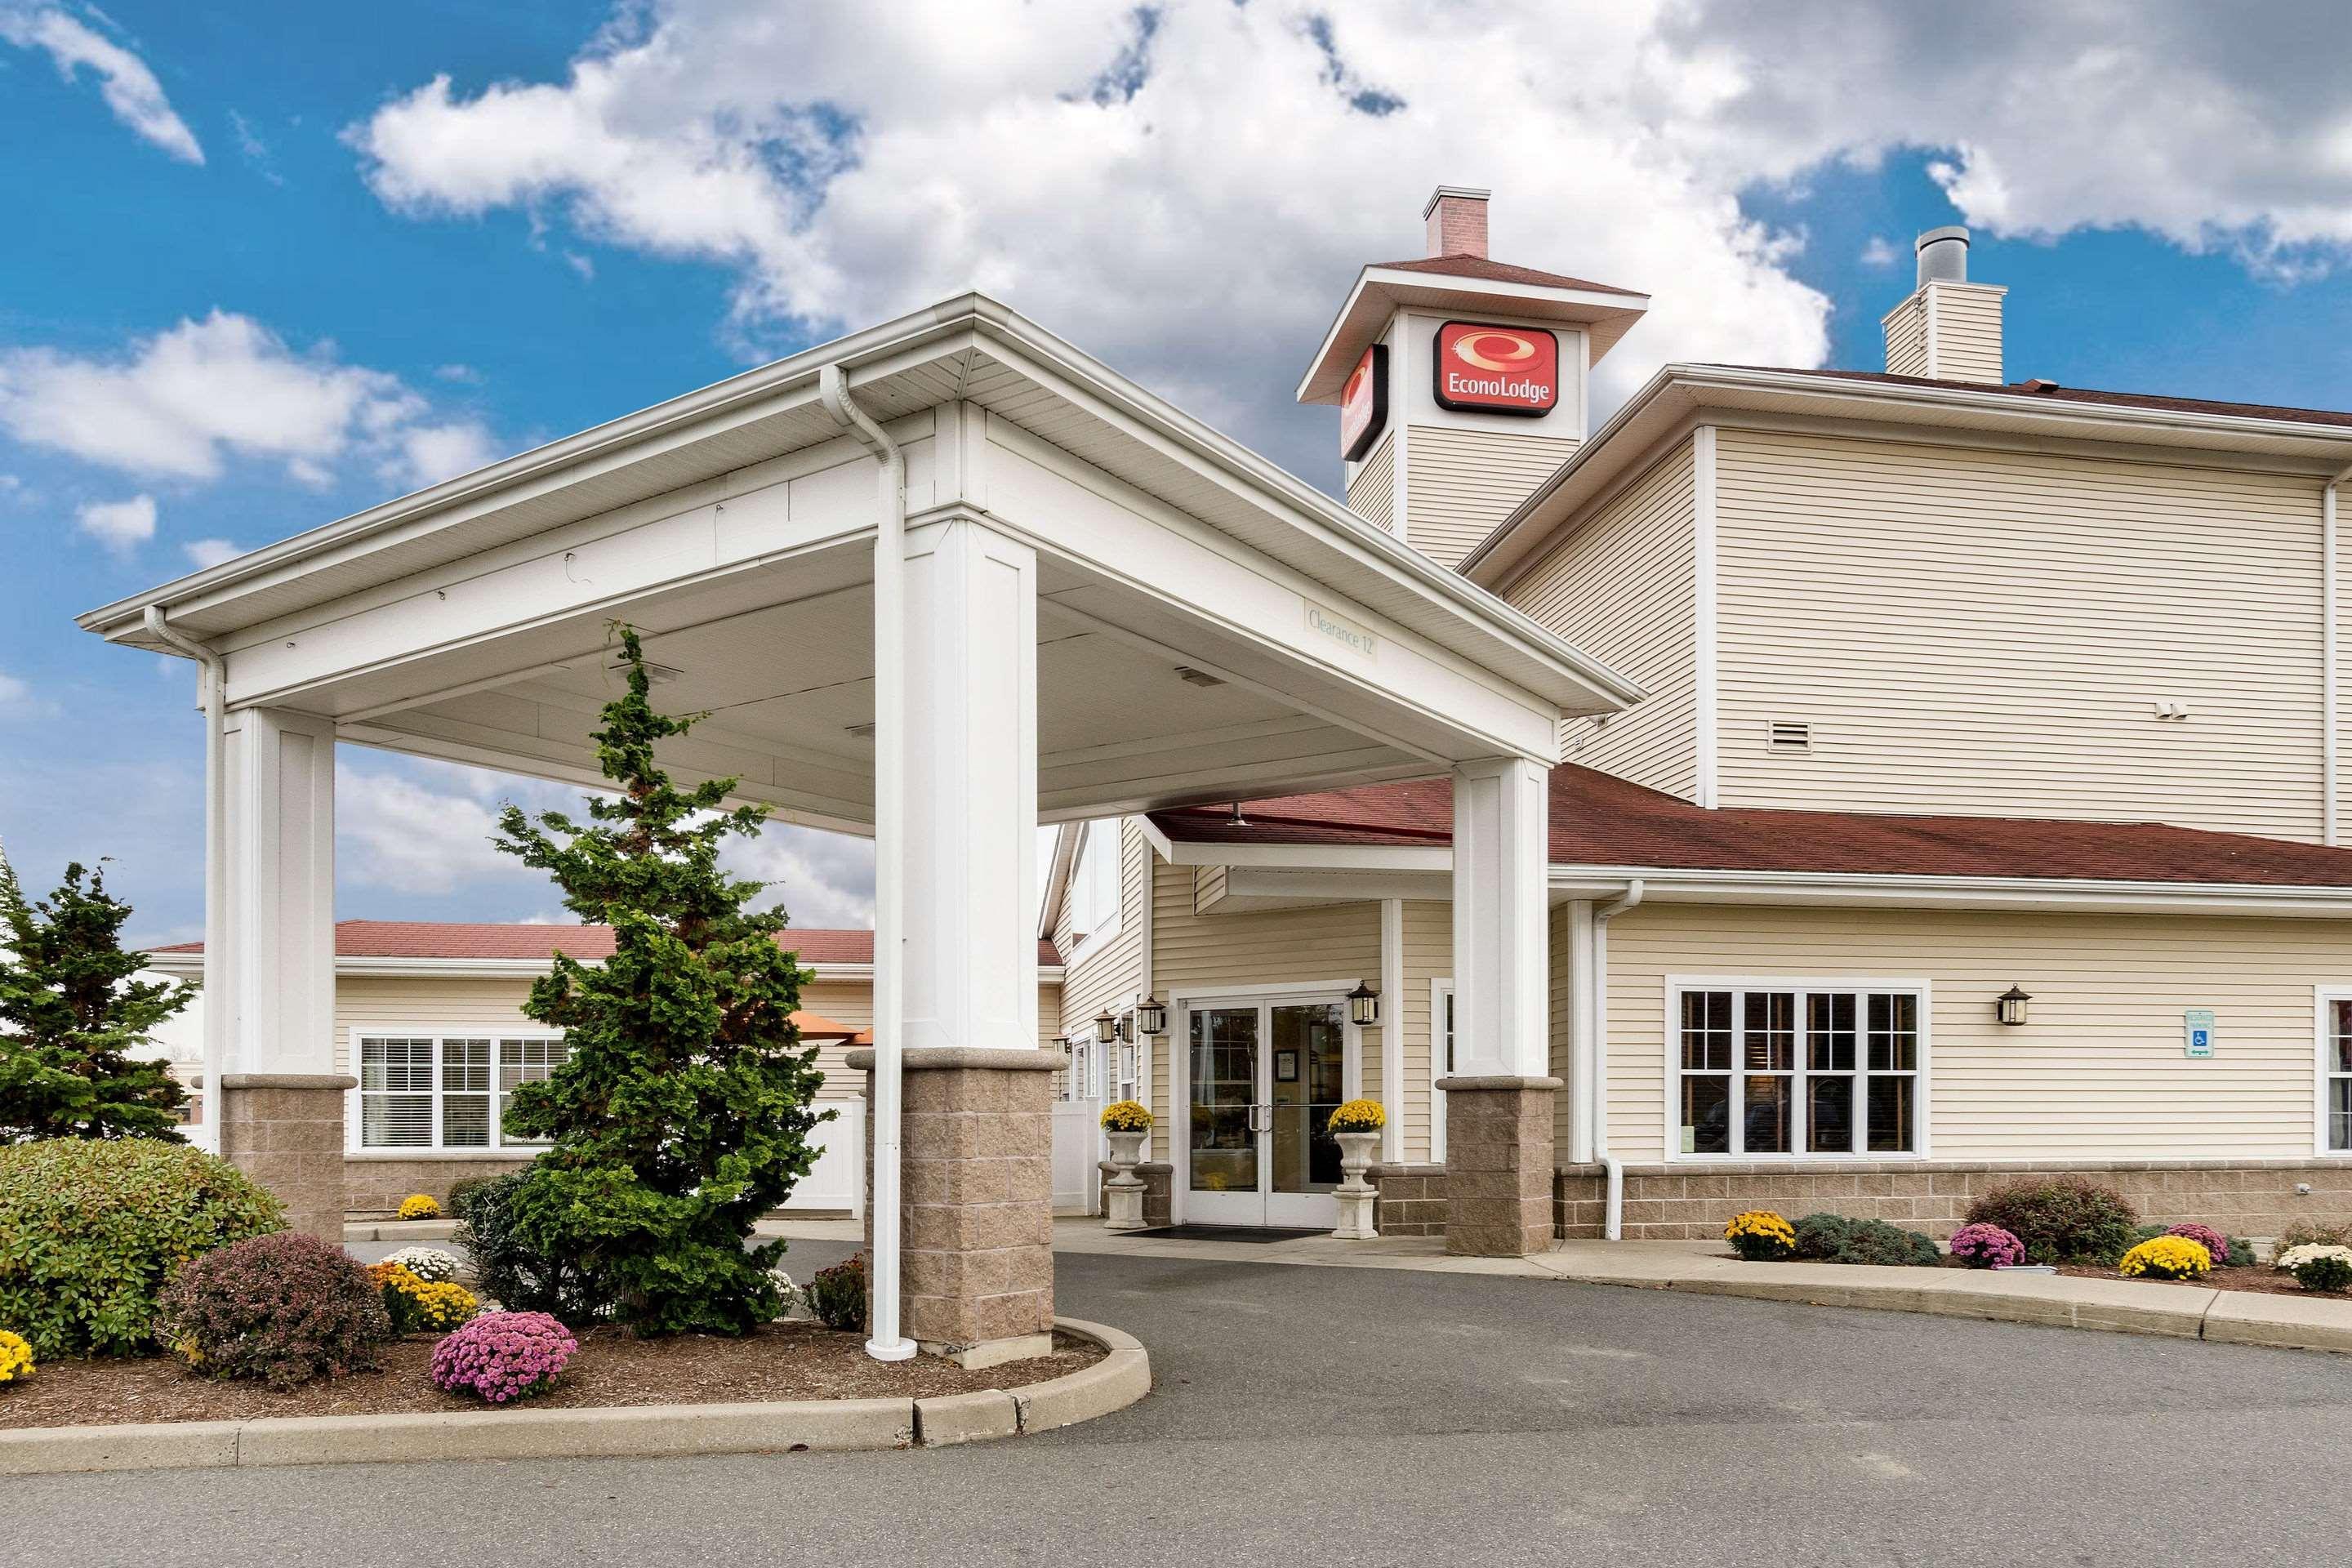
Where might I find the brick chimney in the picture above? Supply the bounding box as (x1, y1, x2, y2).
(1423, 185, 1490, 259)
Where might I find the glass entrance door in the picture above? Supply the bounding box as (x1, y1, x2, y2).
(1185, 996, 1348, 1227)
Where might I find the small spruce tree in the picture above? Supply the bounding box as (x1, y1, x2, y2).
(0, 857, 194, 1141)
(492, 628, 830, 1335)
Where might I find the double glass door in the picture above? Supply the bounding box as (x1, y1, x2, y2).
(1186, 997, 1348, 1227)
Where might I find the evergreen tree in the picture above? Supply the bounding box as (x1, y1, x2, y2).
(0, 856, 194, 1141)
(492, 628, 830, 1335)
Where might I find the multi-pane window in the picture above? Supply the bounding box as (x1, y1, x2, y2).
(2328, 1000, 2352, 1152)
(358, 1035, 568, 1149)
(1676, 986, 1921, 1157)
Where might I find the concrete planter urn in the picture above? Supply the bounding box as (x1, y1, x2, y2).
(1102, 1126, 1149, 1232)
(1331, 1129, 1382, 1240)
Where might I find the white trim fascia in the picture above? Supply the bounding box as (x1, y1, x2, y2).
(2314, 986, 2352, 1159)
(1134, 813, 1175, 862)
(1039, 821, 1080, 941)
(1549, 863, 2352, 917)
(1379, 898, 1405, 1163)
(1660, 973, 1933, 1165)
(1692, 425, 1719, 808)
(1160, 839, 1450, 871)
(145, 952, 1061, 983)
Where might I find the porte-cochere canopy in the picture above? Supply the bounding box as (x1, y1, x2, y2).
(80, 293, 1640, 1353)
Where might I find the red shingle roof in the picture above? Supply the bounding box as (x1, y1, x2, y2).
(1715, 366, 2352, 432)
(1372, 255, 1645, 297)
(153, 922, 1063, 967)
(1149, 766, 2352, 888)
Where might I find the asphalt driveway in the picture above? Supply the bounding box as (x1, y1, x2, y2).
(19, 1238, 2352, 1566)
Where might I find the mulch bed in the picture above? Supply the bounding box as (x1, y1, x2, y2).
(0, 1324, 1101, 1432)
(2049, 1263, 2348, 1299)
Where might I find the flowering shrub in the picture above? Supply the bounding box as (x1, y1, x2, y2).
(1949, 1223, 2025, 1268)
(396, 1193, 441, 1220)
(367, 1263, 481, 1333)
(155, 1232, 392, 1388)
(2118, 1236, 2211, 1281)
(0, 1137, 282, 1358)
(2278, 1244, 2352, 1293)
(381, 1245, 462, 1283)
(1964, 1176, 2139, 1265)
(1327, 1099, 1387, 1134)
(0, 1330, 33, 1384)
(430, 1312, 577, 1404)
(1098, 1100, 1152, 1133)
(1725, 1210, 1797, 1261)
(2273, 1219, 2351, 1263)
(2162, 1223, 2233, 1264)
(806, 1253, 868, 1333)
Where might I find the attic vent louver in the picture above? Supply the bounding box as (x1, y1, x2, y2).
(1765, 720, 1812, 755)
(1174, 666, 1226, 688)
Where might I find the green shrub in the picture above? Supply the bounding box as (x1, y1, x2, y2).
(1963, 1176, 2138, 1265)
(154, 1232, 391, 1388)
(1792, 1213, 1941, 1267)
(806, 1253, 867, 1334)
(0, 1138, 283, 1357)
(450, 1170, 612, 1325)
(2287, 1250, 2352, 1294)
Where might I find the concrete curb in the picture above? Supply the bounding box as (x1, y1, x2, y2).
(0, 1317, 1148, 1477)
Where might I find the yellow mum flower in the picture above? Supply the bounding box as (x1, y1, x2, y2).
(2119, 1236, 2210, 1280)
(1098, 1099, 1153, 1132)
(1326, 1098, 1387, 1134)
(396, 1193, 442, 1220)
(0, 1330, 33, 1384)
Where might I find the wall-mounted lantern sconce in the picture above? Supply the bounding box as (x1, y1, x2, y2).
(1348, 981, 1380, 1027)
(1995, 985, 2032, 1027)
(1135, 996, 1168, 1036)
(1092, 1009, 1119, 1045)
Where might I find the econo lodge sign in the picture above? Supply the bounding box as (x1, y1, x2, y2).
(1339, 343, 1388, 461)
(1432, 321, 1558, 416)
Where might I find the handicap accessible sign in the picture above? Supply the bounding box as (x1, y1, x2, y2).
(2184, 1009, 2216, 1058)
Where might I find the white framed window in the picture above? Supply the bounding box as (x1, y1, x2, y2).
(1062, 1034, 1098, 1104)
(357, 1033, 570, 1150)
(1667, 980, 1927, 1160)
(2319, 992, 2352, 1155)
(1065, 819, 1124, 960)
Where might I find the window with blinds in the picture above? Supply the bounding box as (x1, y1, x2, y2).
(359, 1035, 569, 1150)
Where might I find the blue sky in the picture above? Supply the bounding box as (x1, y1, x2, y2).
(5, 2, 2351, 944)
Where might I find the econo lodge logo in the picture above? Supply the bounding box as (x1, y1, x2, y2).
(1432, 321, 1559, 416)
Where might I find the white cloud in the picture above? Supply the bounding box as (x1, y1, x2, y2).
(434, 363, 484, 384)
(725, 826, 875, 930)
(336, 766, 521, 896)
(181, 536, 239, 568)
(1860, 235, 1899, 268)
(227, 107, 282, 185)
(0, 310, 503, 492)
(348, 0, 2352, 476)
(77, 492, 154, 553)
(0, 6, 203, 164)
(0, 669, 39, 711)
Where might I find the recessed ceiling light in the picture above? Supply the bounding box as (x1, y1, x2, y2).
(1174, 666, 1225, 688)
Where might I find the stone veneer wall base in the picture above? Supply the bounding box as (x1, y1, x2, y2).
(850, 1045, 1062, 1367)
(1435, 1075, 1560, 1257)
(217, 1073, 356, 1243)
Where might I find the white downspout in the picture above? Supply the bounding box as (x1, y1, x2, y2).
(142, 606, 227, 1156)
(2327, 465, 2349, 845)
(1591, 878, 1644, 1241)
(820, 364, 915, 1363)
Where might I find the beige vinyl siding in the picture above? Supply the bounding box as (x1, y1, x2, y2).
(1603, 901, 2352, 1164)
(337, 976, 540, 1082)
(1881, 293, 1930, 379)
(1056, 817, 1149, 1037)
(1347, 430, 1396, 533)
(1928, 283, 2004, 383)
(1713, 428, 2328, 838)
(1396, 900, 1450, 1159)
(1404, 423, 1579, 570)
(1504, 438, 1699, 799)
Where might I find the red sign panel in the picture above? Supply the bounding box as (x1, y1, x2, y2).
(1432, 321, 1559, 416)
(1339, 344, 1388, 461)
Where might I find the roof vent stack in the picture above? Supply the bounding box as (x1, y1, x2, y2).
(1423, 185, 1490, 259)
(1882, 225, 2006, 385)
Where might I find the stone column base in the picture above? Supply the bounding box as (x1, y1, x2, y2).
(1331, 1187, 1378, 1240)
(850, 1045, 1060, 1369)
(1436, 1075, 1560, 1257)
(219, 1073, 356, 1244)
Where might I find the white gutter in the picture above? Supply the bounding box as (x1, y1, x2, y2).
(1548, 863, 2352, 916)
(142, 607, 225, 1156)
(1589, 879, 1643, 1241)
(2328, 462, 2352, 844)
(821, 363, 915, 1365)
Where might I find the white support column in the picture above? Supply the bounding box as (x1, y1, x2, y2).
(217, 706, 346, 1240)
(1448, 756, 1550, 1078)
(220, 707, 337, 1077)
(1564, 899, 1597, 1165)
(1379, 897, 1405, 1164)
(898, 515, 1040, 1057)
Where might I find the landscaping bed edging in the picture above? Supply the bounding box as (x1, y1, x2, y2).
(0, 1316, 1147, 1477)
